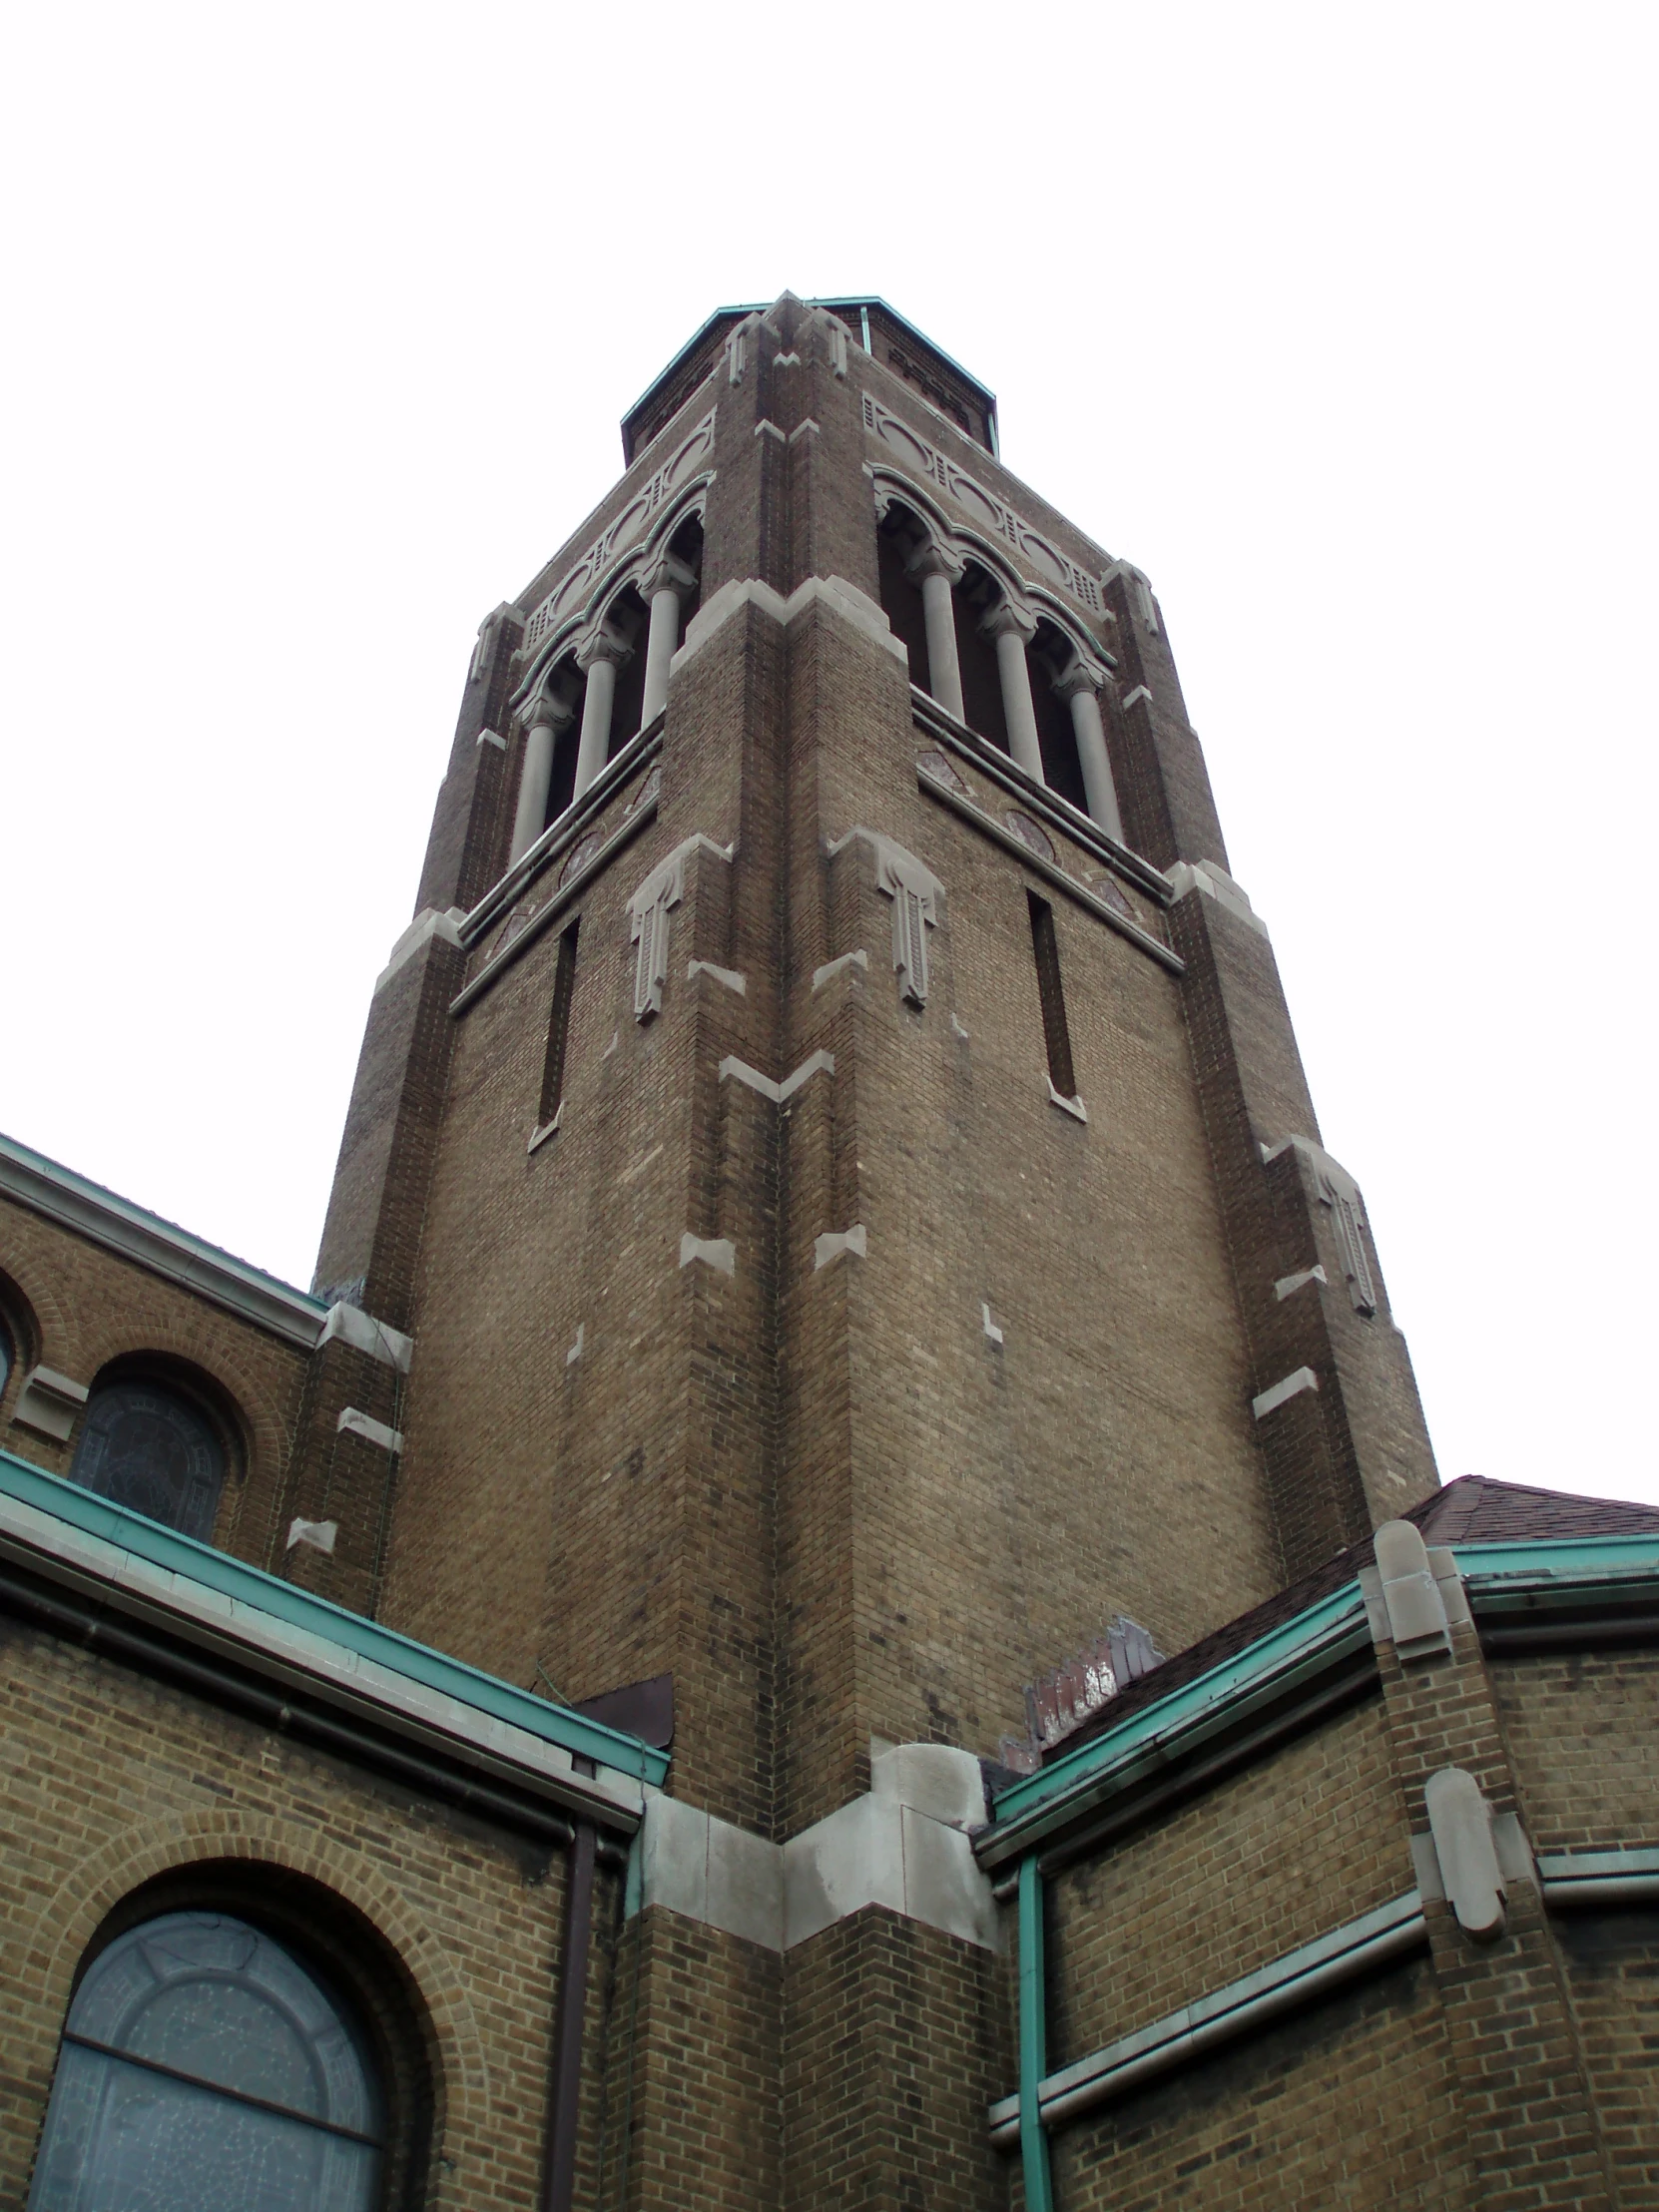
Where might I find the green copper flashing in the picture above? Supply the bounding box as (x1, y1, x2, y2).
(981, 1583, 1371, 1866)
(983, 1530, 1659, 1871)
(0, 1447, 670, 1789)
(1453, 1533, 1659, 1591)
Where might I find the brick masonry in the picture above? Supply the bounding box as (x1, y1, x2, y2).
(5, 294, 1648, 2212)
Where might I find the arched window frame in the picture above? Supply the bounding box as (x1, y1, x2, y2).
(66, 1356, 248, 1545)
(29, 1868, 435, 2212)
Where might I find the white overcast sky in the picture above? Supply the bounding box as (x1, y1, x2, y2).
(2, 2, 1654, 1506)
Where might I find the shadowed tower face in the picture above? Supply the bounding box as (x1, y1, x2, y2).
(311, 287, 1437, 1838)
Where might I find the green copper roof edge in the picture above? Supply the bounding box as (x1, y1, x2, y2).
(620, 296, 997, 436)
(1453, 1533, 1659, 1585)
(984, 1530, 1659, 1863)
(984, 1584, 1371, 1850)
(0, 1448, 670, 1788)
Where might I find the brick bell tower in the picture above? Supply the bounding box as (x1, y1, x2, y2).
(303, 291, 1439, 2206)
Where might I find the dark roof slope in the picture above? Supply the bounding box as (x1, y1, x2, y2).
(1043, 1477, 1659, 1765)
(1412, 1474, 1659, 1545)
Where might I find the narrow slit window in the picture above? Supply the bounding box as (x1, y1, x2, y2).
(538, 920, 580, 1130)
(1027, 892, 1076, 1099)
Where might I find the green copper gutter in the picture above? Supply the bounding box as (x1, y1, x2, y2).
(0, 1447, 670, 1789)
(1454, 1533, 1659, 1599)
(981, 1531, 1659, 1871)
(979, 1582, 1372, 1869)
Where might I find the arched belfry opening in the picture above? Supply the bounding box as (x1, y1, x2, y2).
(953, 562, 1012, 753)
(1029, 617, 1091, 814)
(662, 510, 704, 641)
(874, 502, 933, 691)
(602, 584, 650, 757)
(533, 658, 586, 834)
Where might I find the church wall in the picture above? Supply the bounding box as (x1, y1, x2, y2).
(1552, 1908, 1659, 2209)
(0, 1194, 308, 1570)
(606, 1907, 782, 2212)
(1045, 1695, 1406, 2072)
(1488, 1649, 1659, 1849)
(1051, 1950, 1472, 2211)
(0, 1616, 603, 2212)
(1486, 1648, 1659, 2202)
(782, 1908, 1004, 2212)
(381, 599, 784, 1832)
(779, 603, 1280, 1803)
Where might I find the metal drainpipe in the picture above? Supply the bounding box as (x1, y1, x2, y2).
(541, 1816, 598, 2212)
(1018, 1854, 1056, 2212)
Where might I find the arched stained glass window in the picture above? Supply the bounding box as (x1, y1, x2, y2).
(28, 1912, 382, 2212)
(68, 1378, 226, 1540)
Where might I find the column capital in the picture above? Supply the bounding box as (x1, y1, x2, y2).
(1050, 652, 1109, 702)
(978, 596, 1037, 647)
(639, 552, 698, 604)
(525, 690, 575, 732)
(575, 623, 633, 673)
(903, 538, 966, 589)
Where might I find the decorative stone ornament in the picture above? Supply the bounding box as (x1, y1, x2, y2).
(627, 835, 733, 1021)
(874, 843, 942, 1007)
(1424, 1767, 1508, 1941)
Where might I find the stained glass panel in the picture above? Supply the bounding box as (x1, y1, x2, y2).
(28, 1915, 381, 2212)
(67, 1382, 225, 1539)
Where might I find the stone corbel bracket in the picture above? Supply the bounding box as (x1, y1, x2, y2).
(1418, 1767, 1533, 1942)
(1359, 1519, 1470, 1664)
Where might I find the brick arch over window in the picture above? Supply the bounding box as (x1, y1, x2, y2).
(0, 1252, 72, 1391)
(27, 1815, 492, 2173)
(67, 1325, 292, 1494)
(0, 1265, 42, 1418)
(65, 1351, 261, 1547)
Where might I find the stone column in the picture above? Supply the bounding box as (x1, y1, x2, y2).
(509, 693, 574, 864)
(639, 554, 698, 726)
(904, 540, 966, 721)
(979, 598, 1043, 783)
(572, 627, 632, 802)
(1052, 658, 1124, 842)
